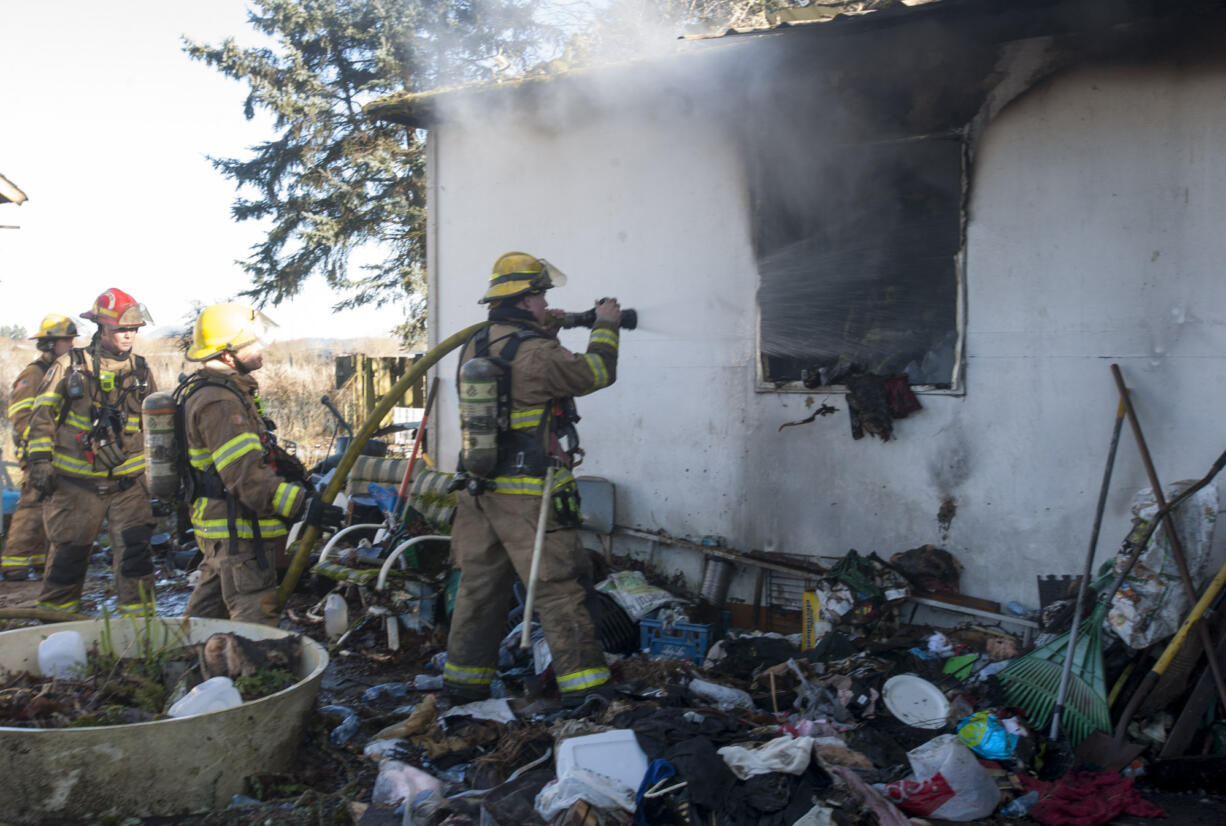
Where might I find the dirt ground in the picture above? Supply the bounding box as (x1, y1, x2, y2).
(0, 555, 1223, 826)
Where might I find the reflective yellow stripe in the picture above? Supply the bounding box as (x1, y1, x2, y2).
(35, 600, 80, 613)
(509, 407, 545, 431)
(590, 328, 618, 350)
(273, 482, 303, 519)
(488, 468, 575, 495)
(583, 353, 610, 391)
(1, 555, 34, 566)
(7, 397, 33, 417)
(63, 410, 92, 431)
(29, 554, 46, 565)
(443, 661, 496, 685)
(191, 497, 289, 539)
(26, 437, 54, 453)
(556, 667, 611, 693)
(125, 413, 141, 434)
(33, 390, 63, 410)
(52, 451, 144, 478)
(188, 447, 213, 470)
(118, 602, 156, 618)
(213, 432, 262, 472)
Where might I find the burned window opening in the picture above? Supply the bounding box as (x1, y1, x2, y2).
(754, 133, 964, 391)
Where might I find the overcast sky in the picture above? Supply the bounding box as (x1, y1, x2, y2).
(0, 0, 409, 342)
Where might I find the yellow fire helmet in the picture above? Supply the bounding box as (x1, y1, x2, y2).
(186, 302, 278, 362)
(30, 314, 79, 340)
(479, 251, 568, 304)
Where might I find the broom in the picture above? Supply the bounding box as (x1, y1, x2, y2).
(1000, 445, 1226, 745)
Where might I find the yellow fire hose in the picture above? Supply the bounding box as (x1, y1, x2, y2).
(276, 321, 491, 610)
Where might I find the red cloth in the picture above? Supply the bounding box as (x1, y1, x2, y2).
(1018, 771, 1165, 826)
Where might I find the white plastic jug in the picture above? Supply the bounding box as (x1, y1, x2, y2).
(168, 676, 244, 717)
(324, 593, 349, 638)
(38, 630, 88, 678)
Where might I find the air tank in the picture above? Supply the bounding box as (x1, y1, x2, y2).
(141, 391, 179, 499)
(457, 357, 504, 477)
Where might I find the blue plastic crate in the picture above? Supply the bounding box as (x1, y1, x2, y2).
(639, 618, 713, 663)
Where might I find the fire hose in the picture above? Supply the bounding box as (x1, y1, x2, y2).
(276, 321, 491, 609)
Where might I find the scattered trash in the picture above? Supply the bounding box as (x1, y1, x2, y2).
(535, 766, 637, 821)
(879, 734, 1001, 820)
(1000, 789, 1040, 816)
(555, 729, 649, 791)
(687, 676, 754, 711)
(329, 713, 361, 745)
(37, 630, 87, 678)
(167, 676, 244, 718)
(323, 592, 349, 638)
(881, 673, 950, 729)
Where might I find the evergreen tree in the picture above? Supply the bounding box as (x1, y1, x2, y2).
(185, 0, 552, 342)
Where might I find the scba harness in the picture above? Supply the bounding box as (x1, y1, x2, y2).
(453, 324, 584, 526)
(59, 347, 150, 475)
(171, 373, 305, 570)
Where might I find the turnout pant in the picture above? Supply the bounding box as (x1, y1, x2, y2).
(444, 491, 609, 700)
(2, 468, 49, 579)
(185, 537, 279, 626)
(37, 476, 157, 616)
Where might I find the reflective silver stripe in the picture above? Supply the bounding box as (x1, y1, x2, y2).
(590, 328, 618, 349)
(7, 397, 33, 417)
(64, 410, 92, 431)
(52, 452, 145, 477)
(273, 482, 302, 518)
(556, 667, 611, 693)
(488, 468, 576, 495)
(212, 432, 262, 472)
(583, 353, 610, 391)
(509, 407, 545, 431)
(444, 661, 496, 685)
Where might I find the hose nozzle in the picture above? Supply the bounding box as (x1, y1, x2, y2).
(560, 305, 638, 330)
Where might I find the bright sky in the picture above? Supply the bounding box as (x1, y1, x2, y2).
(0, 0, 408, 342)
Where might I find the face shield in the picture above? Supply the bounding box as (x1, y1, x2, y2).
(536, 259, 568, 291)
(231, 308, 278, 353)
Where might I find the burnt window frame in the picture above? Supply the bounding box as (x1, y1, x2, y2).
(751, 130, 968, 396)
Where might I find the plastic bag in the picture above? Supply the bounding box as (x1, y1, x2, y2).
(535, 766, 636, 820)
(878, 734, 1001, 821)
(957, 712, 1018, 760)
(1106, 480, 1217, 649)
(718, 735, 814, 780)
(370, 759, 441, 808)
(596, 570, 683, 620)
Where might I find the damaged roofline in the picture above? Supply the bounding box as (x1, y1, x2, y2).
(363, 0, 1202, 130)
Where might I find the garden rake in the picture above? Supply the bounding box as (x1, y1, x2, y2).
(1000, 444, 1226, 745)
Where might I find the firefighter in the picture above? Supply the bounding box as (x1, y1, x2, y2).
(25, 289, 159, 616)
(3, 315, 78, 581)
(179, 302, 342, 625)
(444, 251, 622, 708)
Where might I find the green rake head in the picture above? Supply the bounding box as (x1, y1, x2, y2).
(998, 619, 1113, 745)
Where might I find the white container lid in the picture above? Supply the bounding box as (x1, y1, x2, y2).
(882, 674, 950, 729)
(555, 729, 649, 792)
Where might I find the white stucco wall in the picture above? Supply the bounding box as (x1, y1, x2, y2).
(426, 54, 1226, 607)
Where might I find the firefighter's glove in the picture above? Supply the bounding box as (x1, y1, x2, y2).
(302, 496, 344, 532)
(28, 461, 56, 499)
(92, 438, 126, 472)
